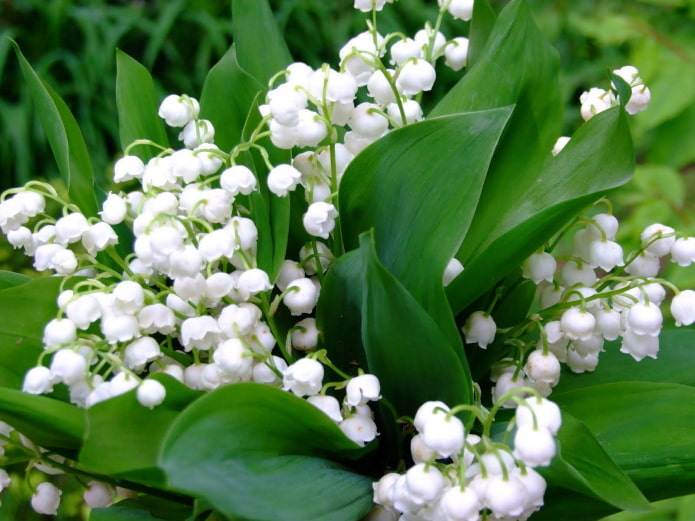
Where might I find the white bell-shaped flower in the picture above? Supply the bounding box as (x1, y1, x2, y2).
(55, 212, 89, 245)
(31, 482, 62, 515)
(50, 349, 86, 385)
(113, 155, 145, 183)
(396, 59, 436, 96)
(101, 313, 140, 344)
(462, 311, 496, 348)
(439, 485, 481, 521)
(566, 349, 599, 373)
(513, 425, 557, 467)
(594, 308, 622, 341)
(421, 412, 465, 458)
(307, 395, 343, 423)
(516, 397, 562, 435)
(671, 237, 695, 267)
(522, 252, 556, 284)
(641, 223, 676, 257)
(620, 329, 659, 361)
(524, 350, 560, 385)
(559, 260, 597, 287)
(442, 258, 464, 286)
(443, 0, 474, 21)
(213, 338, 254, 381)
(138, 304, 176, 335)
(579, 88, 615, 121)
(158, 94, 199, 127)
(560, 307, 595, 341)
(267, 164, 302, 197)
(23, 366, 54, 395)
(390, 38, 422, 66)
(626, 301, 662, 336)
(112, 280, 145, 314)
(180, 315, 220, 351)
(386, 99, 423, 127)
(625, 251, 661, 278)
(137, 379, 167, 409)
(339, 413, 378, 446)
(276, 260, 305, 292)
(367, 69, 397, 106)
(671, 290, 695, 326)
(267, 83, 308, 127)
(414, 29, 447, 58)
(99, 193, 127, 225)
(83, 481, 116, 509)
(409, 434, 437, 464)
(220, 165, 257, 196)
(50, 248, 78, 275)
(292, 317, 320, 351)
(238, 268, 272, 300)
(349, 102, 389, 138)
(299, 241, 335, 275)
(444, 37, 470, 71)
(283, 277, 319, 315)
(485, 474, 528, 519)
(353, 0, 389, 13)
(179, 119, 215, 149)
(626, 85, 651, 115)
(405, 463, 445, 506)
(43, 318, 77, 347)
(124, 336, 162, 372)
(589, 240, 624, 271)
(346, 374, 381, 406)
(303, 202, 339, 239)
(283, 357, 324, 396)
(82, 222, 118, 255)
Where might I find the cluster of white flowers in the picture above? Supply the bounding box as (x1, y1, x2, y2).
(461, 210, 695, 404)
(579, 65, 651, 121)
(373, 394, 560, 521)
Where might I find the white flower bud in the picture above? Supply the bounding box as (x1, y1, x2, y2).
(443, 258, 464, 286)
(158, 94, 199, 127)
(522, 252, 556, 284)
(552, 136, 571, 156)
(291, 317, 320, 351)
(626, 301, 662, 336)
(444, 37, 470, 71)
(23, 366, 54, 394)
(113, 155, 145, 183)
(516, 397, 562, 434)
(560, 307, 595, 341)
(671, 237, 695, 266)
(307, 395, 343, 423)
(671, 290, 695, 326)
(409, 434, 437, 464)
(580, 88, 615, 121)
(396, 59, 436, 96)
(31, 482, 62, 515)
(124, 336, 162, 372)
(83, 481, 116, 508)
(283, 358, 324, 397)
(444, 0, 474, 21)
(267, 164, 302, 197)
(373, 472, 400, 508)
(641, 223, 676, 257)
(513, 425, 557, 467)
(524, 350, 560, 385)
(100, 193, 127, 224)
(284, 277, 319, 315)
(340, 414, 378, 446)
(220, 165, 257, 196)
(462, 311, 496, 348)
(303, 202, 339, 239)
(137, 379, 167, 408)
(626, 85, 651, 115)
(346, 374, 381, 406)
(349, 102, 389, 138)
(422, 412, 465, 458)
(50, 349, 86, 385)
(589, 240, 624, 271)
(43, 318, 77, 347)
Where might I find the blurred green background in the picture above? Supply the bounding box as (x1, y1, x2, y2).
(0, 0, 694, 519)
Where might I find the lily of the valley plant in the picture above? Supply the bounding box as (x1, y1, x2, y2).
(0, 0, 694, 520)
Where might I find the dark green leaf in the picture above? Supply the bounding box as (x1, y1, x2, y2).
(610, 72, 633, 108)
(0, 389, 85, 450)
(159, 383, 373, 521)
(90, 497, 191, 521)
(199, 45, 265, 153)
(554, 329, 695, 393)
(0, 270, 30, 290)
(553, 382, 695, 500)
(0, 276, 61, 389)
(541, 411, 649, 511)
(116, 50, 170, 161)
(12, 41, 98, 216)
(231, 0, 292, 86)
(447, 107, 634, 313)
(79, 375, 202, 487)
(340, 108, 511, 355)
(358, 233, 471, 418)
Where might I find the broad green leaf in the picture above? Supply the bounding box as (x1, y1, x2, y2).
(0, 389, 85, 450)
(468, 0, 497, 67)
(554, 329, 695, 393)
(599, 494, 695, 521)
(90, 497, 191, 521)
(231, 0, 292, 86)
(358, 233, 471, 418)
(447, 107, 634, 313)
(12, 41, 98, 217)
(0, 270, 30, 290)
(115, 50, 169, 160)
(0, 276, 61, 389)
(199, 45, 264, 153)
(553, 382, 695, 500)
(79, 374, 202, 487)
(541, 411, 649, 511)
(340, 108, 511, 354)
(159, 383, 373, 521)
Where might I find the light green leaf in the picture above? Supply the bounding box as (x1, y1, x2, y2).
(340, 108, 511, 354)
(541, 411, 649, 511)
(447, 107, 634, 313)
(0, 389, 85, 451)
(468, 0, 497, 68)
(358, 232, 472, 418)
(0, 270, 30, 290)
(90, 497, 191, 521)
(231, 0, 292, 86)
(12, 41, 98, 217)
(199, 45, 265, 153)
(159, 383, 373, 521)
(115, 50, 170, 161)
(553, 382, 695, 500)
(79, 374, 202, 488)
(599, 494, 695, 521)
(0, 276, 61, 389)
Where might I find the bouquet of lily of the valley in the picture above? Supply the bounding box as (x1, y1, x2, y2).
(1, 0, 694, 520)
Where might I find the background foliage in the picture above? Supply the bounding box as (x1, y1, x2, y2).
(0, 0, 694, 519)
